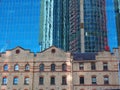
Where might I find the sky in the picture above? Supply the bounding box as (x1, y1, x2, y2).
(0, 0, 118, 53)
(106, 0, 118, 51)
(0, 0, 40, 53)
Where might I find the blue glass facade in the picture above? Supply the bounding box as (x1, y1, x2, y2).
(114, 0, 120, 46)
(0, 0, 40, 52)
(69, 0, 81, 52)
(53, 0, 69, 51)
(84, 0, 107, 52)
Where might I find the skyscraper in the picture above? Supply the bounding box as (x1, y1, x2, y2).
(83, 0, 108, 52)
(40, 0, 108, 52)
(40, 0, 69, 51)
(114, 0, 120, 46)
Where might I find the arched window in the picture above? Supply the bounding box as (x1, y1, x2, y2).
(62, 63, 67, 71)
(25, 64, 30, 71)
(3, 64, 8, 71)
(39, 64, 44, 71)
(51, 64, 55, 71)
(14, 64, 19, 71)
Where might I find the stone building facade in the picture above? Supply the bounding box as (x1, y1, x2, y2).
(0, 46, 120, 90)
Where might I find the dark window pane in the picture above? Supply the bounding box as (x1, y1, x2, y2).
(40, 64, 44, 71)
(62, 76, 67, 85)
(104, 76, 109, 84)
(51, 77, 55, 85)
(80, 77, 84, 84)
(62, 64, 67, 71)
(39, 77, 44, 85)
(79, 63, 84, 70)
(103, 63, 108, 71)
(51, 64, 55, 71)
(91, 62, 96, 70)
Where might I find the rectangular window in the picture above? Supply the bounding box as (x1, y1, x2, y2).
(24, 77, 29, 85)
(39, 77, 44, 85)
(13, 77, 18, 85)
(103, 63, 108, 71)
(62, 76, 67, 85)
(92, 76, 97, 84)
(51, 77, 55, 85)
(80, 77, 84, 84)
(104, 76, 109, 84)
(79, 63, 84, 70)
(91, 62, 96, 70)
(2, 77, 7, 85)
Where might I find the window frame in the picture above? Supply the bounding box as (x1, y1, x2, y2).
(104, 76, 109, 84)
(80, 76, 84, 84)
(3, 64, 8, 71)
(39, 64, 44, 71)
(79, 62, 84, 70)
(62, 76, 67, 85)
(62, 63, 67, 71)
(25, 64, 30, 71)
(92, 76, 97, 84)
(51, 64, 55, 71)
(14, 64, 19, 71)
(24, 77, 29, 85)
(39, 76, 44, 85)
(13, 77, 18, 85)
(2, 77, 7, 85)
(50, 76, 55, 85)
(91, 62, 96, 70)
(103, 62, 108, 71)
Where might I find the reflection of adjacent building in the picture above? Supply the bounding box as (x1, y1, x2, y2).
(0, 46, 120, 90)
(40, 0, 108, 53)
(114, 0, 120, 46)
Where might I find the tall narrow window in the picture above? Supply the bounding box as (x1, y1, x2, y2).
(80, 76, 84, 84)
(14, 64, 19, 71)
(3, 64, 8, 71)
(79, 63, 84, 70)
(25, 64, 30, 71)
(24, 77, 29, 85)
(40, 64, 44, 71)
(51, 64, 55, 71)
(103, 63, 108, 71)
(2, 77, 7, 85)
(39, 77, 44, 85)
(62, 64, 67, 71)
(13, 77, 18, 85)
(104, 76, 109, 84)
(91, 62, 96, 70)
(92, 76, 97, 84)
(50, 77, 55, 85)
(62, 76, 67, 85)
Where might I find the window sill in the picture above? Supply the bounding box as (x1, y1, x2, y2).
(1, 84, 7, 85)
(24, 84, 29, 85)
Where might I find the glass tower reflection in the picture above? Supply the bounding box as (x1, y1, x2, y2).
(0, 0, 40, 52)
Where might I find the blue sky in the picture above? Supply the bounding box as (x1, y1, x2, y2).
(0, 0, 118, 53)
(0, 0, 40, 53)
(106, 0, 118, 51)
